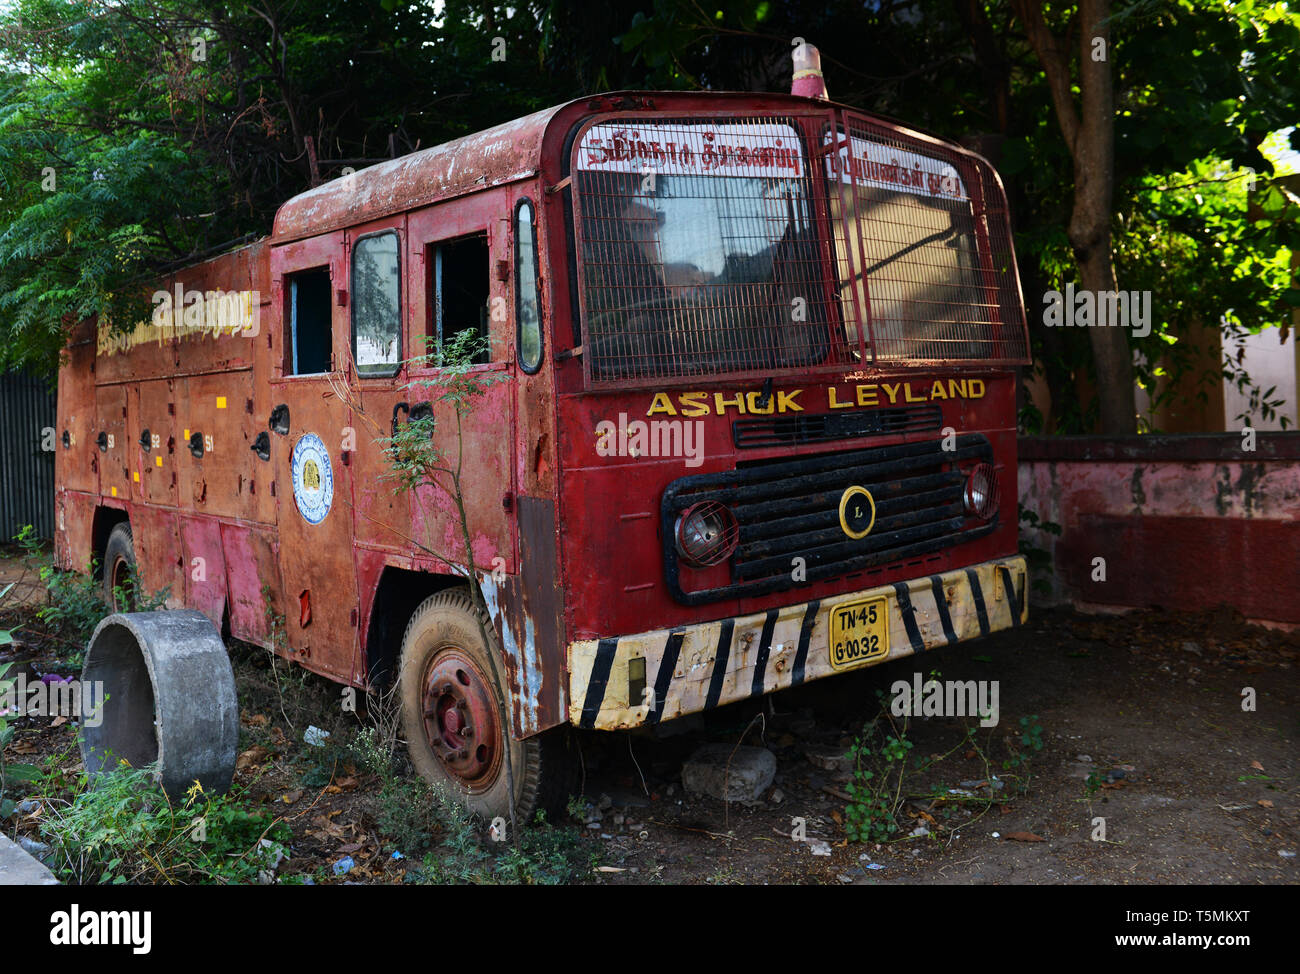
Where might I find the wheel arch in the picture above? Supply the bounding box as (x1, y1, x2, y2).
(91, 507, 130, 580)
(363, 566, 465, 689)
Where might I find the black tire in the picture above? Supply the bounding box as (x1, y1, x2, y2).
(398, 587, 576, 823)
(102, 522, 135, 610)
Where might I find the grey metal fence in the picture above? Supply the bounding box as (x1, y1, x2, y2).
(0, 371, 57, 540)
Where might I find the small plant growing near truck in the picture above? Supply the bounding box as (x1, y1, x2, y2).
(842, 686, 1047, 842)
(844, 721, 915, 844)
(1000, 714, 1044, 793)
(343, 328, 526, 838)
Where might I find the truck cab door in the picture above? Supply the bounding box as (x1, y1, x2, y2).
(401, 193, 517, 576)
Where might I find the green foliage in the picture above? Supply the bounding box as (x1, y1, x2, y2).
(350, 725, 593, 884)
(38, 765, 291, 884)
(2, 0, 1294, 419)
(407, 802, 595, 886)
(843, 686, 1047, 843)
(31, 561, 169, 668)
(844, 720, 915, 844)
(1002, 714, 1044, 789)
(0, 0, 617, 376)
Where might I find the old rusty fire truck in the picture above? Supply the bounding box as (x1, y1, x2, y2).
(55, 47, 1030, 819)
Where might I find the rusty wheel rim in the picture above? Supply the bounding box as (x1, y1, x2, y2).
(420, 648, 501, 790)
(110, 555, 131, 609)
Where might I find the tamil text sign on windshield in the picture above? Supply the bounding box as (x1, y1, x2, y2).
(826, 131, 967, 201)
(578, 122, 805, 179)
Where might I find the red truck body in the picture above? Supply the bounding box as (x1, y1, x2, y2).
(55, 90, 1031, 766)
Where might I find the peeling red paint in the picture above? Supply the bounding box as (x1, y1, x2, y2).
(1019, 435, 1300, 627)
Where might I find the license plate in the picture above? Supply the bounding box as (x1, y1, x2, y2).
(828, 597, 890, 671)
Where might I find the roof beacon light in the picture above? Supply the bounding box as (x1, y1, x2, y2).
(791, 42, 828, 100)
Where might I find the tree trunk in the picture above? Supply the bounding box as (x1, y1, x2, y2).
(1013, 0, 1137, 433)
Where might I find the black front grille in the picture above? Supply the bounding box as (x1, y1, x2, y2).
(733, 405, 942, 448)
(661, 435, 996, 605)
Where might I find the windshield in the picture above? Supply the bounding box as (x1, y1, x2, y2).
(573, 120, 833, 383)
(570, 115, 1029, 385)
(825, 128, 998, 362)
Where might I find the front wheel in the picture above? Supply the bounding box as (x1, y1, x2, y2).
(398, 588, 576, 823)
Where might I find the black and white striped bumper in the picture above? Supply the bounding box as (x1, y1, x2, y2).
(568, 555, 1027, 730)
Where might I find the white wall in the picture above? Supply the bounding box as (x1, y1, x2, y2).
(1222, 326, 1299, 431)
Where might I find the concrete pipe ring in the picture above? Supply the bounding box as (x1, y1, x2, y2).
(80, 610, 239, 798)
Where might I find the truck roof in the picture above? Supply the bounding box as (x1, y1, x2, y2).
(269, 89, 929, 246)
(271, 102, 567, 244)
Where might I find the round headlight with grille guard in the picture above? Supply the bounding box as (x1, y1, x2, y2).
(674, 501, 739, 567)
(963, 463, 998, 520)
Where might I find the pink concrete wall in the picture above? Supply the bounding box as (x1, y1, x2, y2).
(1018, 435, 1300, 628)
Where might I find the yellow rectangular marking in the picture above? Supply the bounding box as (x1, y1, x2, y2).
(155, 455, 163, 467)
(110, 487, 117, 497)
(133, 471, 139, 483)
(216, 396, 227, 409)
(184, 428, 190, 439)
(828, 596, 890, 671)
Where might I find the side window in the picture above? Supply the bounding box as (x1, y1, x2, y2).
(352, 231, 402, 377)
(287, 267, 332, 375)
(428, 233, 490, 364)
(516, 200, 542, 371)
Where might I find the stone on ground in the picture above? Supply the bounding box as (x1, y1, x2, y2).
(681, 744, 777, 802)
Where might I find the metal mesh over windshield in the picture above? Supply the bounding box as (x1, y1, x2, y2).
(570, 111, 1029, 387)
(826, 116, 1029, 364)
(572, 117, 847, 386)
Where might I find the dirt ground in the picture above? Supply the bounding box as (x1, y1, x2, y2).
(3, 543, 1296, 885)
(579, 605, 1297, 885)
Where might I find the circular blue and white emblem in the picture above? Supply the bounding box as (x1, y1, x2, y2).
(291, 433, 334, 525)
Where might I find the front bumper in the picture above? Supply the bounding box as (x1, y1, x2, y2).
(568, 555, 1027, 730)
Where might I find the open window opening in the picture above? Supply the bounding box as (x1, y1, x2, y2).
(287, 267, 332, 375)
(428, 234, 490, 365)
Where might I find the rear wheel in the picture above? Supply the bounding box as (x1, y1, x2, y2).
(102, 522, 135, 611)
(398, 588, 575, 823)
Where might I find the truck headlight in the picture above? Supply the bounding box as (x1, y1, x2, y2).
(674, 501, 738, 568)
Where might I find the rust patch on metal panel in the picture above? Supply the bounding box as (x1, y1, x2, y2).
(407, 379, 516, 572)
(179, 514, 228, 630)
(54, 490, 96, 572)
(515, 496, 567, 734)
(57, 323, 98, 496)
(93, 384, 129, 502)
(478, 496, 566, 738)
(177, 372, 259, 521)
(219, 521, 280, 646)
(352, 386, 412, 552)
(133, 380, 177, 507)
(130, 506, 186, 608)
